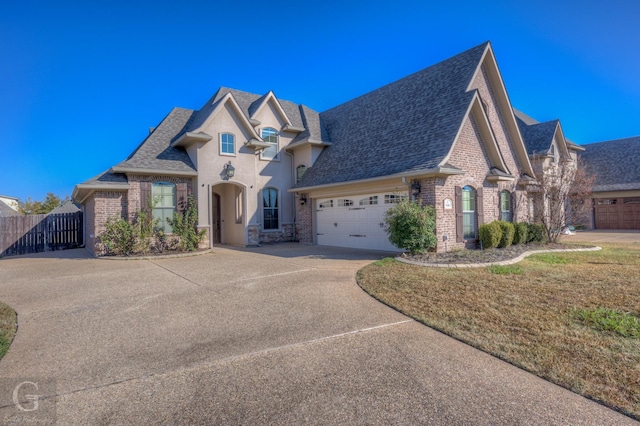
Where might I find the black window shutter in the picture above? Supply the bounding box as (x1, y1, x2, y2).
(176, 183, 188, 213)
(455, 186, 463, 242)
(511, 191, 517, 222)
(477, 187, 484, 228)
(140, 182, 152, 213)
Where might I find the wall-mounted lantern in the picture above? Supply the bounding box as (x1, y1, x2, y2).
(299, 194, 307, 206)
(411, 180, 421, 199)
(223, 161, 235, 180)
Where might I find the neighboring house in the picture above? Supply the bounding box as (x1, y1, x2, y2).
(48, 200, 82, 215)
(73, 41, 583, 255)
(580, 137, 640, 230)
(0, 195, 20, 217)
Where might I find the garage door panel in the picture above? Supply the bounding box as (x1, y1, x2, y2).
(316, 193, 401, 252)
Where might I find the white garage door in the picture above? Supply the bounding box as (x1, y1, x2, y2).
(316, 193, 405, 252)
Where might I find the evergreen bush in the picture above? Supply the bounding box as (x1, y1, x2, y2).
(384, 200, 437, 255)
(479, 221, 502, 249)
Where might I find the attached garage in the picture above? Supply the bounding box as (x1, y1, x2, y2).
(315, 193, 405, 251)
(594, 198, 640, 230)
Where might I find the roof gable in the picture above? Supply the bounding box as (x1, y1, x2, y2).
(248, 91, 293, 127)
(466, 45, 536, 178)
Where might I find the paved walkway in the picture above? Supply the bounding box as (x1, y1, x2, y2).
(0, 244, 636, 424)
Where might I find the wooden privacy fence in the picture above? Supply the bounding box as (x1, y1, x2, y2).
(0, 212, 83, 257)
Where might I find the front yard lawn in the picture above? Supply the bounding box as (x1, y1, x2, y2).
(0, 301, 16, 359)
(357, 243, 640, 420)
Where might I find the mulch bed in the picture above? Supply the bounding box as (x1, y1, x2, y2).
(403, 243, 593, 265)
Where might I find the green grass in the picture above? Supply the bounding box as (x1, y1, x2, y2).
(573, 307, 640, 339)
(357, 243, 640, 420)
(488, 264, 523, 275)
(0, 301, 16, 359)
(529, 253, 572, 264)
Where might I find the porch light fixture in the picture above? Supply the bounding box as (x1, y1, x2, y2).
(223, 161, 235, 179)
(411, 180, 421, 199)
(299, 194, 307, 206)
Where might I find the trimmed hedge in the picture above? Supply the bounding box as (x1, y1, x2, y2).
(497, 221, 515, 248)
(513, 222, 529, 245)
(527, 222, 547, 243)
(479, 221, 502, 249)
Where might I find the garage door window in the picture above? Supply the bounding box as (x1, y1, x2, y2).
(319, 200, 333, 208)
(262, 188, 279, 230)
(338, 199, 354, 207)
(384, 194, 408, 204)
(360, 196, 378, 205)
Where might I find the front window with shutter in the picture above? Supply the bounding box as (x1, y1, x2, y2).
(462, 186, 477, 239)
(152, 182, 176, 233)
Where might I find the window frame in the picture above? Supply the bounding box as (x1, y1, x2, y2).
(152, 182, 177, 234)
(500, 190, 513, 222)
(260, 127, 279, 161)
(220, 132, 236, 156)
(462, 185, 477, 239)
(262, 187, 279, 230)
(296, 164, 307, 183)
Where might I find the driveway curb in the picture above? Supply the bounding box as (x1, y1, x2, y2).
(396, 246, 602, 268)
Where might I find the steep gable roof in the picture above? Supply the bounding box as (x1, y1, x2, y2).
(113, 107, 197, 175)
(297, 42, 489, 189)
(580, 136, 640, 192)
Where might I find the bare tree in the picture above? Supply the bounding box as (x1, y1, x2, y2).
(529, 158, 594, 243)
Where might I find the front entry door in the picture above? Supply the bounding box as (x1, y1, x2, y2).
(212, 193, 221, 244)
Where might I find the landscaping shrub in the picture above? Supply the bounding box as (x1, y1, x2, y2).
(479, 221, 502, 249)
(497, 220, 515, 248)
(384, 200, 437, 255)
(100, 216, 137, 256)
(527, 222, 547, 243)
(512, 222, 529, 245)
(168, 196, 206, 251)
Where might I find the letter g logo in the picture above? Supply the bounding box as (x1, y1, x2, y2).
(12, 381, 41, 412)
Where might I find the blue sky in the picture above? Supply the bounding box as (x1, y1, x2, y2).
(2, 0, 639, 202)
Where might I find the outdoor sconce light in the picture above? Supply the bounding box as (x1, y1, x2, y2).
(223, 161, 235, 179)
(411, 180, 421, 198)
(299, 194, 307, 206)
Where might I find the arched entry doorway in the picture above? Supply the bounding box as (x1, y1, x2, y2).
(210, 182, 246, 246)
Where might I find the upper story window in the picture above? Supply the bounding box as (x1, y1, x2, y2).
(261, 127, 278, 160)
(296, 164, 307, 183)
(220, 133, 235, 156)
(152, 182, 176, 233)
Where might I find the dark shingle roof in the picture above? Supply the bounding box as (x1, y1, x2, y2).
(580, 136, 640, 192)
(49, 200, 81, 214)
(516, 116, 558, 156)
(115, 107, 197, 174)
(0, 200, 20, 217)
(296, 42, 489, 188)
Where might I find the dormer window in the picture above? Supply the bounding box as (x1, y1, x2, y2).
(260, 127, 278, 160)
(296, 165, 307, 183)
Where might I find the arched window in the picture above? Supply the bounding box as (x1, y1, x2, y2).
(152, 182, 176, 233)
(262, 187, 279, 230)
(261, 127, 278, 160)
(220, 133, 235, 156)
(500, 190, 513, 222)
(296, 164, 307, 183)
(462, 186, 477, 239)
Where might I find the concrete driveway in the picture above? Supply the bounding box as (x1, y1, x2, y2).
(564, 229, 640, 244)
(0, 244, 635, 425)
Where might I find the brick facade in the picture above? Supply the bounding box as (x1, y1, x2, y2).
(87, 190, 128, 255)
(295, 193, 313, 244)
